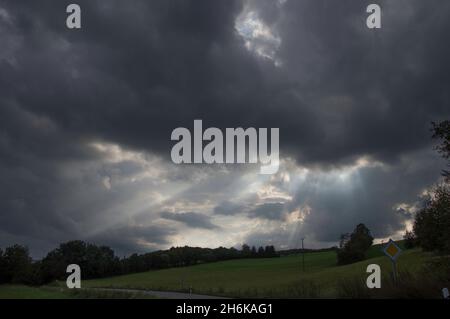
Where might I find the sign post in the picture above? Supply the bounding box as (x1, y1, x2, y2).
(382, 239, 402, 284)
(443, 288, 449, 299)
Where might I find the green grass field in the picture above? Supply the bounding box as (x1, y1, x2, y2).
(0, 285, 73, 299)
(0, 285, 157, 299)
(83, 246, 428, 298)
(0, 242, 433, 299)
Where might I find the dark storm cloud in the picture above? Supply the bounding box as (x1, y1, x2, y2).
(0, 0, 249, 159)
(243, 149, 446, 249)
(87, 224, 176, 256)
(1, 0, 450, 255)
(305, 150, 446, 242)
(1, 0, 449, 165)
(214, 201, 246, 216)
(160, 212, 219, 230)
(248, 202, 285, 221)
(214, 200, 286, 220)
(0, 0, 245, 256)
(273, 0, 450, 166)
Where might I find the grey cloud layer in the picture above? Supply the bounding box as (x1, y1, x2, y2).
(160, 212, 219, 230)
(1, 0, 449, 256)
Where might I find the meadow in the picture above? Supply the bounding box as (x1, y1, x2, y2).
(0, 284, 156, 299)
(0, 285, 72, 299)
(83, 246, 429, 298)
(0, 243, 437, 298)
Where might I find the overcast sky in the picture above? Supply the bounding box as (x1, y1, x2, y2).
(1, 0, 449, 258)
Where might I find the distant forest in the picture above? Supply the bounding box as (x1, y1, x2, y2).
(0, 241, 279, 286)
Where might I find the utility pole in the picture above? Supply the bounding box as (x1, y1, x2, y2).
(301, 237, 305, 272)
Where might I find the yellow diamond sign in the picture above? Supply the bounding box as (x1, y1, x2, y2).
(383, 239, 402, 261)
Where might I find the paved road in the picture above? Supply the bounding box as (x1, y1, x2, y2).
(90, 287, 230, 299)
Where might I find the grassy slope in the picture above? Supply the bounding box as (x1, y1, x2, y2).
(0, 242, 426, 299)
(0, 284, 157, 299)
(84, 247, 427, 298)
(0, 285, 72, 299)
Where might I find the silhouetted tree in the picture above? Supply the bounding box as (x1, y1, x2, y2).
(409, 122, 450, 253)
(241, 244, 251, 257)
(337, 224, 373, 265)
(0, 248, 6, 284)
(339, 233, 350, 249)
(41, 240, 121, 282)
(257, 246, 265, 257)
(2, 245, 33, 284)
(414, 184, 450, 253)
(403, 230, 417, 249)
(432, 120, 450, 180)
(264, 246, 277, 257)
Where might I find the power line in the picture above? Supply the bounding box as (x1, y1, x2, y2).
(301, 237, 305, 272)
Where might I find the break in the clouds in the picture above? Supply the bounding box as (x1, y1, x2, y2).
(0, 0, 449, 257)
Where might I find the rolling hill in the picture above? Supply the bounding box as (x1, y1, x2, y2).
(83, 246, 427, 298)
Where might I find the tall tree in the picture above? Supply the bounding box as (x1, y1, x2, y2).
(432, 120, 450, 180)
(337, 224, 373, 265)
(2, 245, 33, 284)
(241, 244, 251, 257)
(257, 246, 265, 257)
(414, 184, 450, 253)
(0, 248, 6, 284)
(411, 121, 450, 253)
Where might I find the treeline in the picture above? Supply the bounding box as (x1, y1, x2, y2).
(337, 223, 373, 265)
(279, 247, 337, 256)
(0, 241, 278, 286)
(241, 244, 277, 258)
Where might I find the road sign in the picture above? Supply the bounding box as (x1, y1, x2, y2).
(383, 239, 402, 261)
(382, 239, 402, 284)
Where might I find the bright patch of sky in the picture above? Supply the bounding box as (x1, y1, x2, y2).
(235, 4, 283, 66)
